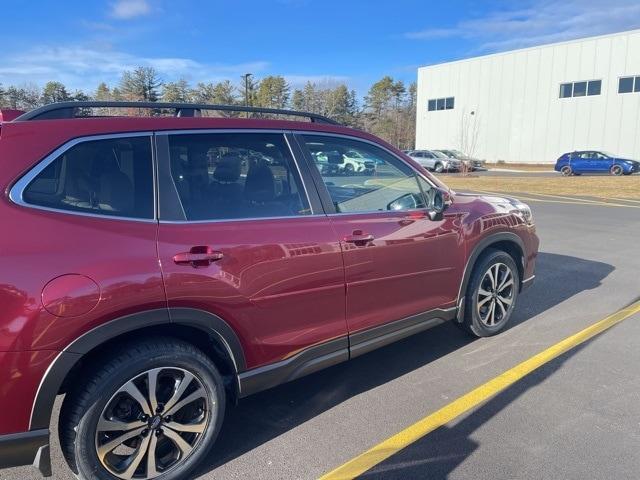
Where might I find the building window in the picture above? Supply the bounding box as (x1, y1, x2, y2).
(587, 80, 601, 96)
(559, 80, 601, 98)
(428, 96, 454, 111)
(619, 76, 640, 94)
(560, 83, 573, 98)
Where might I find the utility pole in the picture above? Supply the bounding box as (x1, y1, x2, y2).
(242, 73, 252, 118)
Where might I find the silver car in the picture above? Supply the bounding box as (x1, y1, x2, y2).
(408, 150, 461, 173)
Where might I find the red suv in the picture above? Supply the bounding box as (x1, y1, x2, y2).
(0, 102, 537, 479)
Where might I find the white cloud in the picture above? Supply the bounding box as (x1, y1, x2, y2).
(405, 0, 640, 52)
(0, 45, 270, 92)
(110, 0, 151, 19)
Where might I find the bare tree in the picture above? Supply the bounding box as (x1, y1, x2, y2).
(458, 109, 480, 175)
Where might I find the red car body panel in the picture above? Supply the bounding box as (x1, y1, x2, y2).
(0, 113, 538, 452)
(0, 350, 59, 434)
(328, 210, 463, 334)
(158, 217, 347, 369)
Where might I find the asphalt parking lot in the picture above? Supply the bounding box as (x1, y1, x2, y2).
(4, 189, 640, 480)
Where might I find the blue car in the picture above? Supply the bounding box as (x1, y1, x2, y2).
(555, 151, 640, 176)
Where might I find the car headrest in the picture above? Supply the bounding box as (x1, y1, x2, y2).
(244, 163, 275, 203)
(214, 154, 242, 183)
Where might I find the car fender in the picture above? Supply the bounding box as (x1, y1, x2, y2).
(455, 231, 526, 322)
(29, 308, 245, 430)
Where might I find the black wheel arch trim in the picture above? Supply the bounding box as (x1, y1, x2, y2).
(456, 232, 526, 322)
(29, 307, 246, 431)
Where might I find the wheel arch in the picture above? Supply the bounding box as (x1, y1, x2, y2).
(29, 308, 246, 431)
(456, 232, 525, 322)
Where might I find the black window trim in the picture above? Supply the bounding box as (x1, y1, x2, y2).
(154, 129, 320, 224)
(292, 131, 438, 217)
(8, 132, 158, 223)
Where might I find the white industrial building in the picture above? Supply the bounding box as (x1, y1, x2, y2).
(415, 29, 640, 164)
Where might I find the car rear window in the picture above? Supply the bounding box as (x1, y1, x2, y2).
(21, 136, 154, 219)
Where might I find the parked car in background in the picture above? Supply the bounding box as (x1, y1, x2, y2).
(0, 101, 537, 480)
(555, 151, 640, 176)
(408, 150, 461, 172)
(438, 149, 485, 170)
(313, 148, 377, 175)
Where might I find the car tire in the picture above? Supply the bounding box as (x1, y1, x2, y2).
(560, 165, 572, 176)
(59, 337, 226, 480)
(610, 165, 623, 176)
(460, 249, 520, 337)
(434, 163, 444, 173)
(344, 163, 355, 175)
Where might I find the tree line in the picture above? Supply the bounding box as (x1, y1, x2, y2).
(0, 66, 416, 149)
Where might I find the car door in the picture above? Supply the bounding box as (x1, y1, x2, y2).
(594, 152, 613, 172)
(155, 131, 347, 371)
(296, 133, 463, 347)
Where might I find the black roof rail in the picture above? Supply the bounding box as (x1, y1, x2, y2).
(14, 101, 341, 125)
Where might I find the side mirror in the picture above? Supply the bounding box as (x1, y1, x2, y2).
(427, 188, 449, 220)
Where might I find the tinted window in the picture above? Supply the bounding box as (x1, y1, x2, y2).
(22, 136, 153, 219)
(635, 76, 640, 93)
(560, 83, 573, 98)
(436, 98, 446, 110)
(428, 99, 436, 111)
(573, 82, 587, 97)
(302, 135, 430, 214)
(445, 97, 455, 109)
(587, 80, 601, 96)
(619, 77, 634, 93)
(167, 133, 310, 221)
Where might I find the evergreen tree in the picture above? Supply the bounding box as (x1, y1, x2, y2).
(119, 67, 162, 102)
(255, 76, 290, 109)
(162, 79, 191, 103)
(95, 82, 112, 101)
(41, 81, 71, 104)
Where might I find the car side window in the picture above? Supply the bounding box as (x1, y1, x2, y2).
(301, 134, 430, 214)
(21, 136, 154, 219)
(167, 133, 311, 221)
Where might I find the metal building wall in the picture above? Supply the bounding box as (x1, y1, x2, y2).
(415, 29, 640, 163)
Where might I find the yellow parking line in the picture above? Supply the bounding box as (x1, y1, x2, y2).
(319, 299, 640, 480)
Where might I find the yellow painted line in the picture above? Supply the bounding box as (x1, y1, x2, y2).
(320, 299, 640, 480)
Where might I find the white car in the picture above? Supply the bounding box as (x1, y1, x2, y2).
(409, 150, 461, 173)
(314, 150, 376, 175)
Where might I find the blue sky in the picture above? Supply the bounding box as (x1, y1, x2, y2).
(2, 0, 640, 94)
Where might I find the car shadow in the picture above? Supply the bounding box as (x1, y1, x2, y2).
(194, 252, 614, 478)
(359, 337, 596, 479)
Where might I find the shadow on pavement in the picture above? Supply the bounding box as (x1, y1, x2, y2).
(195, 252, 613, 478)
(359, 338, 594, 479)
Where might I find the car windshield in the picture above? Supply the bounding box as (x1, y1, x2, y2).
(431, 151, 448, 158)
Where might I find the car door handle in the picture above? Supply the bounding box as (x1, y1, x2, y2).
(344, 231, 375, 246)
(173, 246, 224, 267)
